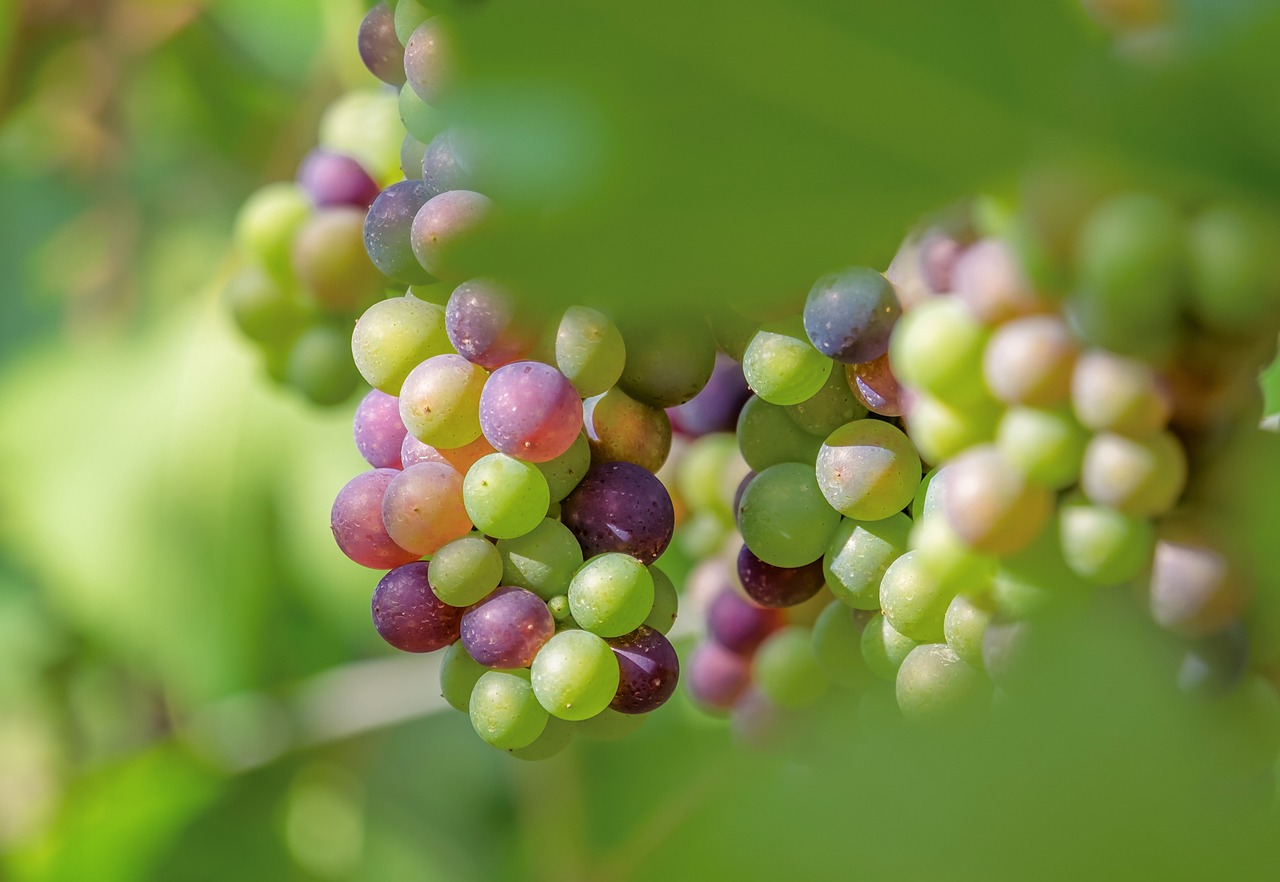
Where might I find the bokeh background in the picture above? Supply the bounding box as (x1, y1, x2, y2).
(2, 1, 1280, 880)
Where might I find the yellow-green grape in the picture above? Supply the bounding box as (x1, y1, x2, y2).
(285, 323, 361, 405)
(1187, 201, 1280, 334)
(879, 551, 953, 643)
(754, 626, 827, 708)
(429, 533, 503, 607)
(398, 353, 488, 448)
(530, 630, 620, 721)
(1080, 431, 1187, 517)
(440, 642, 488, 713)
(233, 182, 310, 282)
(319, 88, 404, 185)
(644, 565, 679, 634)
(567, 553, 654, 638)
(352, 295, 452, 393)
(463, 453, 550, 540)
(676, 432, 742, 523)
(824, 514, 911, 609)
(905, 393, 1000, 465)
(497, 518, 584, 601)
(742, 317, 834, 406)
(889, 296, 991, 406)
(470, 670, 549, 750)
(785, 367, 867, 437)
(982, 314, 1078, 407)
(555, 305, 627, 398)
(812, 601, 870, 687)
(861, 612, 920, 682)
(1058, 495, 1154, 586)
(895, 644, 988, 722)
(535, 431, 591, 503)
(909, 516, 997, 595)
(1070, 350, 1171, 436)
(815, 419, 921, 521)
(996, 406, 1088, 490)
(737, 462, 841, 568)
(736, 394, 823, 471)
(223, 266, 307, 346)
(943, 593, 996, 670)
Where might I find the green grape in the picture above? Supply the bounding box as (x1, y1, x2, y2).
(408, 281, 452, 305)
(497, 518, 584, 600)
(1070, 350, 1171, 436)
(318, 89, 403, 185)
(812, 601, 869, 687)
(440, 642, 488, 713)
(943, 445, 1052, 556)
(555, 305, 627, 397)
(428, 533, 503, 607)
(736, 395, 822, 471)
(677, 511, 730, 560)
(233, 182, 310, 282)
(909, 516, 997, 594)
(463, 453, 550, 540)
(470, 670, 549, 750)
(1071, 192, 1183, 361)
(784, 366, 867, 437)
(223, 266, 307, 346)
(575, 708, 648, 741)
(399, 354, 488, 448)
(644, 565, 679, 634)
(676, 433, 741, 522)
(816, 419, 921, 521)
(394, 0, 431, 43)
(285, 323, 361, 405)
(996, 406, 1087, 490)
(530, 630, 620, 721)
(568, 553, 654, 638)
(291, 207, 386, 312)
(943, 593, 995, 670)
(754, 626, 827, 708)
(879, 550, 953, 643)
(398, 81, 446, 144)
(905, 392, 1000, 464)
(1058, 495, 1154, 586)
(737, 462, 841, 568)
(547, 595, 572, 621)
(616, 319, 717, 409)
(911, 465, 946, 522)
(506, 717, 575, 761)
(535, 431, 591, 502)
(823, 514, 911, 609)
(351, 295, 452, 394)
(742, 317, 833, 406)
(889, 296, 990, 406)
(895, 644, 987, 722)
(1080, 430, 1186, 516)
(1188, 201, 1280, 334)
(861, 612, 919, 682)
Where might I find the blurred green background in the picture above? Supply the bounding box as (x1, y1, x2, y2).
(2, 1, 1280, 880)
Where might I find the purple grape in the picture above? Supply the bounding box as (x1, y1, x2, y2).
(667, 353, 751, 437)
(357, 2, 406, 87)
(846, 353, 905, 417)
(297, 149, 381, 209)
(445, 279, 537, 369)
(733, 470, 755, 518)
(460, 586, 555, 668)
(410, 189, 494, 283)
(608, 625, 680, 714)
(736, 544, 825, 609)
(372, 561, 461, 652)
(354, 389, 407, 470)
(917, 231, 965, 294)
(803, 266, 901, 364)
(364, 180, 435, 285)
(479, 361, 582, 463)
(706, 587, 785, 656)
(401, 433, 495, 473)
(686, 640, 751, 712)
(560, 461, 675, 565)
(404, 16, 454, 106)
(422, 129, 478, 197)
(331, 469, 420, 570)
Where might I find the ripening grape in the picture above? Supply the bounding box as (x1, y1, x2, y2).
(895, 644, 987, 722)
(497, 518, 584, 600)
(478, 360, 583, 463)
(223, 266, 306, 346)
(404, 17, 454, 106)
(1079, 431, 1186, 516)
(889, 296, 990, 406)
(554, 305, 627, 398)
(234, 182, 310, 282)
(982, 314, 1078, 407)
(736, 395, 822, 471)
(353, 389, 407, 470)
(469, 670, 549, 750)
(742, 317, 834, 406)
(530, 630, 621, 721)
(582, 386, 672, 473)
(846, 353, 905, 417)
(422, 129, 480, 197)
(364, 180, 435, 285)
(534, 431, 591, 502)
(381, 461, 472, 557)
(371, 561, 462, 652)
(736, 545, 825, 609)
(1070, 350, 1171, 436)
(331, 470, 419, 570)
(669, 354, 753, 437)
(460, 586, 555, 668)
(318, 88, 403, 185)
(754, 627, 827, 709)
(351, 294, 452, 394)
(440, 641, 488, 712)
(879, 551, 953, 643)
(785, 367, 867, 438)
(1148, 527, 1249, 638)
(904, 392, 1000, 465)
(445, 279, 536, 369)
(410, 189, 494, 283)
(705, 587, 784, 655)
(909, 516, 997, 595)
(952, 237, 1045, 323)
(296, 149, 381, 209)
(292, 207, 386, 311)
(399, 354, 488, 449)
(860, 612, 920, 682)
(357, 2, 406, 87)
(996, 406, 1088, 490)
(402, 433, 497, 474)
(568, 553, 655, 638)
(823, 514, 911, 609)
(802, 266, 901, 364)
(943, 445, 1052, 556)
(617, 320, 717, 409)
(463, 453, 550, 540)
(737, 462, 840, 568)
(607, 625, 680, 714)
(428, 533, 503, 607)
(815, 419, 921, 521)
(686, 640, 751, 712)
(561, 461, 674, 565)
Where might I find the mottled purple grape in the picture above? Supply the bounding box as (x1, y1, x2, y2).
(686, 640, 751, 712)
(357, 2, 406, 87)
(372, 561, 461, 652)
(460, 586, 555, 668)
(667, 353, 751, 437)
(354, 389, 406, 470)
(297, 149, 380, 209)
(736, 544, 825, 608)
(364, 180, 434, 285)
(803, 267, 901, 364)
(422, 129, 478, 197)
(331, 469, 419, 570)
(560, 461, 675, 565)
(607, 625, 680, 714)
(409, 189, 494, 283)
(706, 587, 784, 656)
(479, 361, 582, 463)
(445, 279, 536, 369)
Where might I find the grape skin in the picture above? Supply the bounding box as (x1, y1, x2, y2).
(353, 389, 407, 470)
(364, 180, 435, 285)
(381, 461, 473, 557)
(331, 469, 420, 570)
(561, 462, 675, 565)
(705, 587, 784, 655)
(802, 266, 901, 364)
(736, 545, 825, 609)
(460, 586, 555, 668)
(479, 361, 583, 463)
(607, 625, 680, 714)
(372, 561, 462, 652)
(686, 640, 751, 712)
(357, 2, 406, 86)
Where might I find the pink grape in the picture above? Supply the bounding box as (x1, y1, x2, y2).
(381, 462, 473, 557)
(353, 389, 407, 470)
(479, 361, 583, 463)
(372, 562, 461, 652)
(331, 469, 419, 569)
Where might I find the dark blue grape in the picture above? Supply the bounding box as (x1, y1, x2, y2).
(364, 180, 435, 285)
(736, 544, 825, 608)
(372, 562, 462, 652)
(803, 266, 901, 364)
(608, 626, 680, 714)
(561, 461, 674, 565)
(667, 353, 751, 437)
